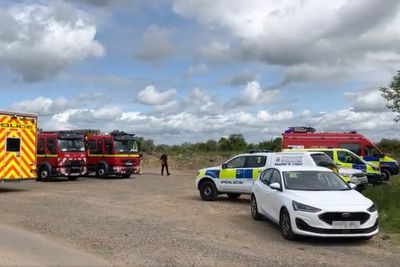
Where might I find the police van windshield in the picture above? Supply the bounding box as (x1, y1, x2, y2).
(283, 171, 350, 191)
(114, 140, 138, 153)
(58, 138, 85, 152)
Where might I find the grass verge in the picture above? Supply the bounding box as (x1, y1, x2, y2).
(363, 175, 400, 233)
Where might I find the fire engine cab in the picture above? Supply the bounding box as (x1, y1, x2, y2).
(84, 130, 140, 178)
(37, 131, 86, 181)
(282, 127, 399, 180)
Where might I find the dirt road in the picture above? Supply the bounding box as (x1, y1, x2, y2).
(0, 170, 398, 266)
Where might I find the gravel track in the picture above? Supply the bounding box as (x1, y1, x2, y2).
(0, 169, 398, 266)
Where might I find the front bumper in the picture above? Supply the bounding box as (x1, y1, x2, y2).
(292, 211, 379, 237)
(366, 173, 384, 184)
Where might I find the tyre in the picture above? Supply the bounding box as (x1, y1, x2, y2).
(199, 180, 218, 201)
(121, 173, 131, 178)
(96, 164, 108, 179)
(227, 193, 241, 200)
(280, 208, 296, 240)
(251, 195, 263, 221)
(37, 166, 51, 181)
(67, 176, 78, 181)
(381, 169, 391, 181)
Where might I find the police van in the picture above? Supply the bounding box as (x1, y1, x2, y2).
(195, 151, 367, 201)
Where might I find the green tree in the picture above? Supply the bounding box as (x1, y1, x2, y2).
(258, 137, 282, 151)
(380, 70, 400, 121)
(228, 134, 247, 151)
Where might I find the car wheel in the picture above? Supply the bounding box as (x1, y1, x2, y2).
(227, 193, 241, 200)
(199, 181, 218, 201)
(251, 195, 263, 221)
(38, 166, 51, 181)
(280, 208, 296, 240)
(96, 164, 108, 179)
(381, 169, 391, 181)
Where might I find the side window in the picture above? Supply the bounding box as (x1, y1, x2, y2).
(226, 156, 246, 168)
(38, 139, 46, 154)
(365, 146, 382, 157)
(47, 138, 57, 154)
(270, 170, 282, 185)
(97, 140, 103, 154)
(339, 143, 361, 155)
(6, 138, 21, 152)
(105, 139, 113, 154)
(245, 156, 267, 168)
(88, 140, 97, 153)
(321, 150, 334, 159)
(337, 151, 362, 164)
(260, 169, 274, 185)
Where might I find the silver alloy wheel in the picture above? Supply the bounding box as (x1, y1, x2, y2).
(251, 197, 257, 217)
(281, 212, 290, 236)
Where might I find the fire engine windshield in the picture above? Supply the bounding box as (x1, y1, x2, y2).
(114, 140, 138, 153)
(58, 138, 85, 152)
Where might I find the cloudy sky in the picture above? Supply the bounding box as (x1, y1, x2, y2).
(1, 0, 399, 144)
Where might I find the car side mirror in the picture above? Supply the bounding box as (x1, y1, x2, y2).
(222, 163, 228, 169)
(270, 182, 281, 191)
(348, 183, 357, 190)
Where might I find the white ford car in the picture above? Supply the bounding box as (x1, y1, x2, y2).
(251, 166, 378, 240)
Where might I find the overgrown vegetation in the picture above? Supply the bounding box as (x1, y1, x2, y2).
(376, 139, 400, 156)
(363, 175, 400, 232)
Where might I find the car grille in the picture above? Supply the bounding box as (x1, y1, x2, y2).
(296, 218, 378, 234)
(353, 173, 366, 178)
(319, 212, 370, 225)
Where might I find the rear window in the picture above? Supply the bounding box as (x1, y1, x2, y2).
(6, 138, 20, 152)
(310, 153, 335, 166)
(339, 143, 361, 155)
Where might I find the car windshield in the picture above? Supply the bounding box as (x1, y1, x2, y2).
(283, 171, 350, 191)
(114, 140, 138, 153)
(58, 138, 85, 152)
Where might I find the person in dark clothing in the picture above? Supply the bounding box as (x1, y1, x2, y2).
(160, 154, 170, 176)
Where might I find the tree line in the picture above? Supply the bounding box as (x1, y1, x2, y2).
(136, 134, 400, 155)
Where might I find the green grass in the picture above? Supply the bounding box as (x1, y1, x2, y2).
(363, 175, 400, 232)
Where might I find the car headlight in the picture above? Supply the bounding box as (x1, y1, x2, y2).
(367, 203, 377, 213)
(292, 201, 321, 213)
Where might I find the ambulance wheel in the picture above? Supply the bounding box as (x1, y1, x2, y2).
(381, 169, 391, 181)
(96, 164, 108, 179)
(38, 166, 51, 181)
(68, 177, 78, 181)
(199, 180, 218, 201)
(280, 208, 296, 241)
(227, 193, 241, 200)
(251, 195, 263, 221)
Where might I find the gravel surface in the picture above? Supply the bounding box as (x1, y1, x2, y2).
(0, 169, 398, 266)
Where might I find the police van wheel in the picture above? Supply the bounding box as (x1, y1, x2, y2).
(38, 166, 51, 181)
(251, 195, 263, 221)
(381, 169, 391, 181)
(199, 181, 218, 201)
(227, 193, 241, 200)
(96, 165, 108, 179)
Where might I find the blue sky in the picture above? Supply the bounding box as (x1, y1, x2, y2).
(0, 0, 399, 144)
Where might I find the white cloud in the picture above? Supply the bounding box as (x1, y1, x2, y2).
(12, 96, 70, 115)
(345, 89, 387, 112)
(137, 85, 177, 105)
(0, 1, 104, 82)
(198, 41, 232, 62)
(233, 81, 280, 106)
(134, 25, 176, 61)
(222, 69, 258, 86)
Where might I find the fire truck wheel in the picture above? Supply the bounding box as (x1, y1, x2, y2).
(121, 174, 131, 178)
(38, 166, 51, 181)
(68, 177, 78, 181)
(96, 164, 108, 179)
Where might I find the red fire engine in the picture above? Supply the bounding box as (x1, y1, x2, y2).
(84, 130, 140, 178)
(37, 131, 86, 181)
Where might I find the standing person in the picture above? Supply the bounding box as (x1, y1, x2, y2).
(160, 153, 170, 176)
(137, 152, 143, 175)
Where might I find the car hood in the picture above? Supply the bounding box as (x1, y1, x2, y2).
(286, 190, 372, 209)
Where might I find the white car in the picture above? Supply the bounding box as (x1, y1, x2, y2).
(251, 166, 378, 240)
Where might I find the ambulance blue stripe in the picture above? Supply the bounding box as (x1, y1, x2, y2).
(205, 170, 220, 179)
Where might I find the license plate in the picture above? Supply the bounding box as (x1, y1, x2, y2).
(69, 173, 80, 176)
(332, 221, 360, 229)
